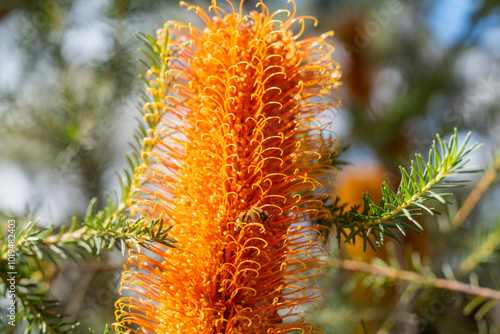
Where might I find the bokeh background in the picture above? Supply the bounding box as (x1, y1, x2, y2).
(1, 0, 499, 333)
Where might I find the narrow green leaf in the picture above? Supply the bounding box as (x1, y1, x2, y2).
(474, 299, 498, 321)
(464, 296, 486, 316)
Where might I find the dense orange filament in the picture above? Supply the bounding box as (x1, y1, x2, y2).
(115, 1, 341, 333)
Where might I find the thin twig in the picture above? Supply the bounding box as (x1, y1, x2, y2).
(451, 154, 500, 231)
(456, 225, 500, 277)
(331, 258, 500, 301)
(376, 284, 419, 334)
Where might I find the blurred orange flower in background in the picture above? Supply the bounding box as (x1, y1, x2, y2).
(336, 163, 392, 261)
(332, 163, 396, 334)
(115, 0, 341, 333)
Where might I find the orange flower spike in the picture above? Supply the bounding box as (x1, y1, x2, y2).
(115, 0, 341, 333)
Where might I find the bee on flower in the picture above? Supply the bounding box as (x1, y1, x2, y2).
(235, 206, 271, 234)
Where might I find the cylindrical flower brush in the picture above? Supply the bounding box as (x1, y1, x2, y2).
(115, 1, 341, 333)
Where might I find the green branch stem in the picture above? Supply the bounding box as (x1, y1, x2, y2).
(372, 167, 450, 226)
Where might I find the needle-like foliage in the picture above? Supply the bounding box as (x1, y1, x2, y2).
(333, 129, 482, 251)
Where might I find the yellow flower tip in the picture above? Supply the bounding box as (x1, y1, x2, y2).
(116, 0, 341, 333)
